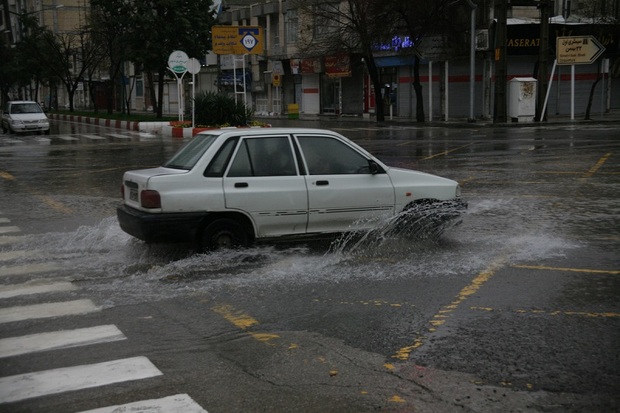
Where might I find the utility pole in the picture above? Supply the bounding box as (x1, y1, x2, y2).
(535, 0, 551, 121)
(494, 0, 508, 123)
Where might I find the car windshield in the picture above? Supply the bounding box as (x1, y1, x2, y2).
(11, 103, 43, 114)
(164, 134, 218, 170)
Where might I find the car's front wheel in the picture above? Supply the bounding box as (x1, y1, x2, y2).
(200, 218, 249, 251)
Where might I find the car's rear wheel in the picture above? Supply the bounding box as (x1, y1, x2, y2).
(201, 218, 249, 251)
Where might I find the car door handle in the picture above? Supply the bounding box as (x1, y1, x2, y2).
(315, 180, 329, 186)
(234, 182, 249, 188)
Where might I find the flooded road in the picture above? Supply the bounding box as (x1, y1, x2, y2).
(1, 120, 618, 412)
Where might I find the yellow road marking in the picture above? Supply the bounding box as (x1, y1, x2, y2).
(37, 195, 74, 214)
(212, 304, 259, 329)
(1, 171, 73, 214)
(471, 306, 620, 318)
(512, 265, 619, 275)
(392, 258, 506, 361)
(211, 304, 281, 346)
(583, 152, 612, 178)
(312, 297, 415, 308)
(421, 143, 474, 160)
(0, 171, 15, 181)
(389, 395, 406, 403)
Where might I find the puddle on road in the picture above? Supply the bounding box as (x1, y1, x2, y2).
(1, 199, 579, 308)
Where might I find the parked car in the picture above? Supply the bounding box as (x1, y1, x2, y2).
(117, 128, 466, 250)
(1, 101, 50, 134)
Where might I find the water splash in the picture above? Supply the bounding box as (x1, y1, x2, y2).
(330, 200, 465, 256)
(0, 197, 579, 307)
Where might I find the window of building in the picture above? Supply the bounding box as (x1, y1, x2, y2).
(285, 9, 298, 43)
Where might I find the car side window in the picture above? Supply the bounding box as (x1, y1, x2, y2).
(228, 136, 297, 177)
(204, 138, 238, 177)
(298, 136, 370, 175)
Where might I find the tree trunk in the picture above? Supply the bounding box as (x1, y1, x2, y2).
(413, 55, 425, 123)
(585, 61, 602, 120)
(147, 71, 157, 114)
(106, 79, 114, 114)
(157, 67, 165, 118)
(364, 54, 384, 122)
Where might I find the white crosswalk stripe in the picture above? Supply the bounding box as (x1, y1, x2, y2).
(0, 356, 163, 404)
(107, 133, 131, 139)
(0, 325, 126, 358)
(0, 280, 77, 299)
(0, 235, 26, 246)
(56, 134, 80, 141)
(77, 394, 208, 413)
(80, 134, 106, 140)
(0, 250, 35, 261)
(0, 226, 21, 234)
(0, 214, 209, 412)
(0, 262, 62, 277)
(0, 299, 101, 324)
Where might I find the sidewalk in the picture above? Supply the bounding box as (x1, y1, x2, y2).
(48, 109, 620, 138)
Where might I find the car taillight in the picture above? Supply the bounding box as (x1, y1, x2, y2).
(141, 190, 161, 208)
(121, 184, 125, 199)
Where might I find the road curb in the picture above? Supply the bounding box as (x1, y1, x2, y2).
(49, 112, 620, 137)
(49, 113, 142, 132)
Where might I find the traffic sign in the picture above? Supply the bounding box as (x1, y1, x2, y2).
(556, 36, 605, 65)
(168, 50, 189, 74)
(272, 73, 281, 86)
(212, 25, 264, 55)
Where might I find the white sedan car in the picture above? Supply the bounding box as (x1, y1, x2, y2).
(117, 128, 466, 250)
(1, 100, 50, 134)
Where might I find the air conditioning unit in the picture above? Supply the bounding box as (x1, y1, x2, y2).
(476, 29, 490, 51)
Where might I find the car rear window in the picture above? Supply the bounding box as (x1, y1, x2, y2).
(164, 134, 218, 170)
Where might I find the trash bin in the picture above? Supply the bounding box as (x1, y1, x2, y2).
(288, 103, 299, 120)
(508, 77, 537, 122)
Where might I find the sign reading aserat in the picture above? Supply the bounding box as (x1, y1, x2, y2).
(212, 25, 264, 55)
(556, 36, 605, 65)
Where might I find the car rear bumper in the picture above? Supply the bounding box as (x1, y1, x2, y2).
(116, 204, 207, 243)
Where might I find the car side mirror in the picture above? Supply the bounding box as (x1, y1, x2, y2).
(369, 161, 381, 175)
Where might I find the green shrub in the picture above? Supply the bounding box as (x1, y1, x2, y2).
(194, 92, 253, 127)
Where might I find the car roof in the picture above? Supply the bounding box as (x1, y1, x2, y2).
(8, 101, 39, 104)
(197, 127, 342, 138)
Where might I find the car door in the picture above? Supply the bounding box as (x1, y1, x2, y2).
(223, 135, 309, 238)
(295, 134, 395, 233)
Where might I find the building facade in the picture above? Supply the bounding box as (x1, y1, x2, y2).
(219, 0, 620, 121)
(2, 0, 618, 119)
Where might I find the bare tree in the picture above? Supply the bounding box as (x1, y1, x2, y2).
(384, 0, 472, 122)
(37, 30, 105, 111)
(89, 0, 135, 114)
(294, 0, 471, 122)
(294, 0, 391, 122)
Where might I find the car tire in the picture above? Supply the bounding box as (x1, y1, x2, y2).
(201, 218, 249, 251)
